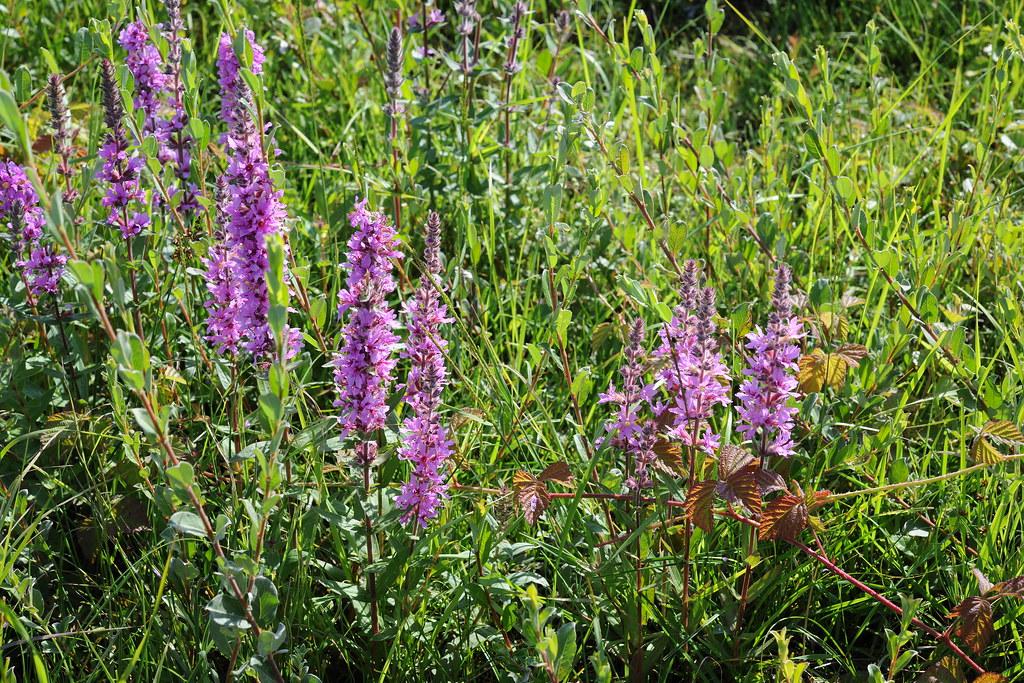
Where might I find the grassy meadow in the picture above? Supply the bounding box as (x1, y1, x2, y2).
(1, 0, 1024, 680)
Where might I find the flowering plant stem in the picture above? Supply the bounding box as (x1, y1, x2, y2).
(363, 454, 380, 662)
(58, 227, 286, 683)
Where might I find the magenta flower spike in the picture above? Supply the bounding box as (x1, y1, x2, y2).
(600, 318, 658, 490)
(118, 21, 168, 142)
(203, 30, 298, 362)
(0, 160, 64, 296)
(736, 264, 804, 459)
(97, 59, 149, 240)
(332, 199, 403, 464)
(396, 211, 454, 527)
(656, 261, 731, 455)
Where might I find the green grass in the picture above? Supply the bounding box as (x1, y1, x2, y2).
(1, 0, 1024, 680)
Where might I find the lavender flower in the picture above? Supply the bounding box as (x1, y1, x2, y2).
(20, 245, 67, 295)
(97, 59, 149, 239)
(736, 264, 804, 459)
(46, 75, 77, 201)
(332, 199, 403, 464)
(656, 267, 731, 455)
(599, 318, 657, 490)
(455, 0, 480, 73)
(396, 211, 454, 526)
(409, 8, 445, 31)
(206, 30, 298, 361)
(119, 21, 169, 141)
(202, 179, 242, 353)
(0, 161, 64, 296)
(0, 161, 45, 248)
(217, 29, 265, 130)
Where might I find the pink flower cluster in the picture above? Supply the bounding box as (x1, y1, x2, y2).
(98, 59, 149, 240)
(600, 318, 658, 490)
(0, 161, 65, 296)
(656, 260, 731, 455)
(203, 30, 299, 360)
(118, 15, 198, 216)
(396, 211, 454, 526)
(332, 199, 403, 464)
(736, 264, 804, 458)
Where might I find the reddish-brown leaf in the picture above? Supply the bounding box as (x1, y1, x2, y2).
(684, 481, 717, 533)
(807, 489, 832, 512)
(835, 343, 869, 367)
(718, 444, 755, 479)
(754, 468, 787, 495)
(513, 471, 550, 525)
(948, 596, 994, 654)
(759, 495, 808, 541)
(718, 464, 762, 515)
(974, 674, 1009, 683)
(538, 461, 573, 485)
(652, 438, 685, 477)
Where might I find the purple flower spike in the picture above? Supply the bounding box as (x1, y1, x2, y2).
(332, 199, 403, 453)
(600, 318, 658, 490)
(737, 264, 804, 459)
(217, 29, 265, 130)
(0, 160, 64, 296)
(97, 59, 149, 239)
(396, 211, 454, 527)
(21, 245, 67, 295)
(204, 31, 298, 362)
(656, 262, 731, 455)
(119, 21, 169, 142)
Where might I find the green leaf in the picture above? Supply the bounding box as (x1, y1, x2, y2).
(165, 462, 195, 492)
(555, 309, 572, 345)
(834, 176, 856, 206)
(169, 511, 207, 538)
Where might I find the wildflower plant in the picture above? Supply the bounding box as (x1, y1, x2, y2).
(396, 211, 453, 526)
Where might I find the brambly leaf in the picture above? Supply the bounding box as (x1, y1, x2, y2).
(684, 481, 716, 533)
(538, 461, 573, 485)
(948, 595, 993, 654)
(759, 495, 808, 541)
(980, 420, 1024, 444)
(513, 471, 550, 525)
(797, 349, 848, 392)
(969, 437, 1004, 465)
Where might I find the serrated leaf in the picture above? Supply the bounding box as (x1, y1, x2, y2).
(798, 349, 848, 393)
(759, 495, 808, 541)
(993, 575, 1024, 597)
(717, 464, 762, 515)
(973, 674, 1009, 683)
(818, 312, 849, 340)
(684, 480, 716, 533)
(970, 437, 1004, 465)
(513, 472, 549, 524)
(948, 595, 993, 654)
(538, 461, 573, 485)
(980, 420, 1024, 444)
(718, 445, 755, 480)
(755, 468, 787, 495)
(835, 343, 868, 367)
(652, 438, 684, 477)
